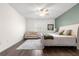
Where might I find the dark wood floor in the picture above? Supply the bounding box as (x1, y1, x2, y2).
(0, 40, 79, 56)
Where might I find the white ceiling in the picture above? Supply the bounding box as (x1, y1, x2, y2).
(9, 3, 77, 19)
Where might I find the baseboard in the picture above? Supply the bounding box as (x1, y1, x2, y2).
(0, 38, 23, 53)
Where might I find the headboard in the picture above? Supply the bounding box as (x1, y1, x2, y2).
(59, 24, 79, 37)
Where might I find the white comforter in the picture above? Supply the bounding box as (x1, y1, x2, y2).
(49, 33, 76, 39)
(44, 33, 77, 46)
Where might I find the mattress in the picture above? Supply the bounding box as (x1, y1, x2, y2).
(44, 33, 77, 46)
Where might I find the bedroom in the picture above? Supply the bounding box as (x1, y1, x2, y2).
(0, 3, 79, 56)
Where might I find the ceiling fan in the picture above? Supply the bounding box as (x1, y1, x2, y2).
(39, 7, 49, 16)
(35, 3, 55, 17)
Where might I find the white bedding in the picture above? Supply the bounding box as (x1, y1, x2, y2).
(49, 33, 76, 39)
(44, 33, 77, 46)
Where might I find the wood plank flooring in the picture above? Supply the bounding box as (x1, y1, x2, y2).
(0, 40, 79, 56)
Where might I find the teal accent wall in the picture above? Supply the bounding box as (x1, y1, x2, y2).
(55, 4, 79, 28)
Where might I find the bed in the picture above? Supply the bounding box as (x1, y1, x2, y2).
(44, 24, 79, 49)
(44, 34, 76, 46)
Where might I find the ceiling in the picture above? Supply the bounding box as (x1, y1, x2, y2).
(9, 3, 77, 19)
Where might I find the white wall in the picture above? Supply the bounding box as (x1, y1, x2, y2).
(26, 18, 55, 33)
(0, 4, 26, 52)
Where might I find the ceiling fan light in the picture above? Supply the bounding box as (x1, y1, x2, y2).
(39, 11, 48, 16)
(36, 7, 49, 16)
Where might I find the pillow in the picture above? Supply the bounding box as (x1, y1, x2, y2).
(63, 30, 72, 35)
(59, 30, 64, 35)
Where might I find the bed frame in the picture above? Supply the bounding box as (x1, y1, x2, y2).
(44, 24, 79, 49)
